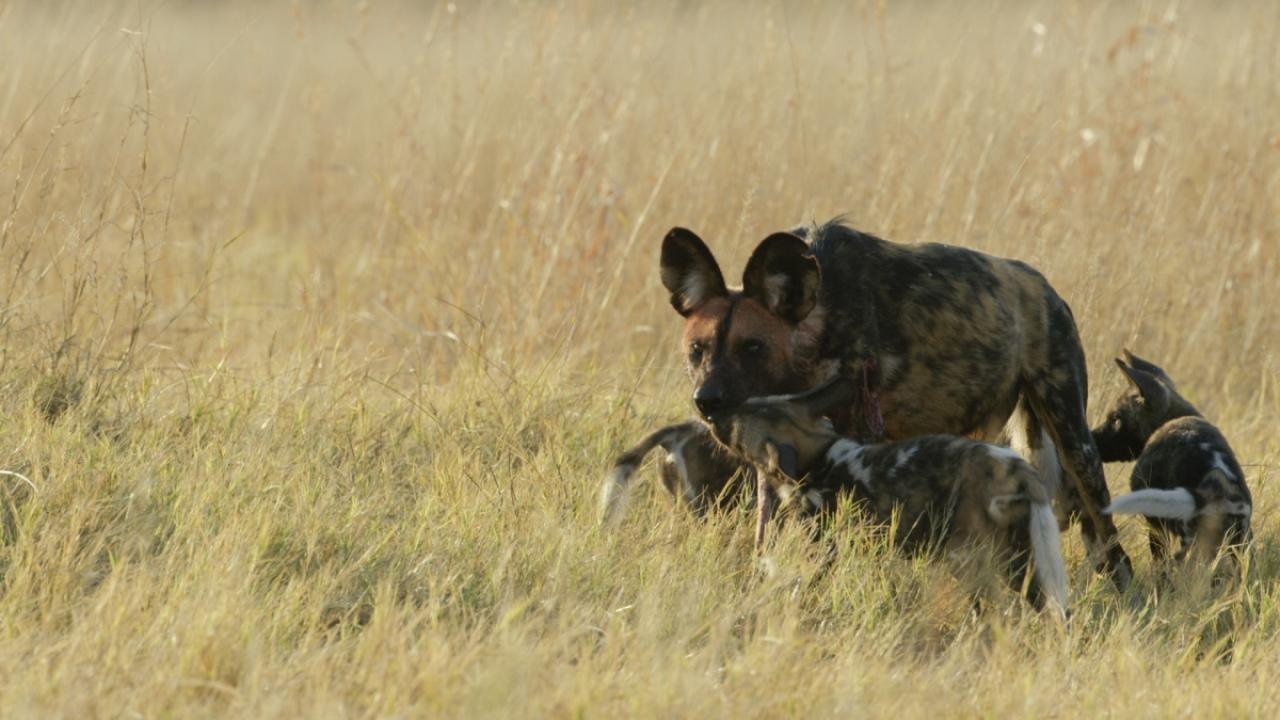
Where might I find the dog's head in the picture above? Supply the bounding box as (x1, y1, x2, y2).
(661, 227, 824, 422)
(706, 375, 856, 481)
(1092, 350, 1200, 461)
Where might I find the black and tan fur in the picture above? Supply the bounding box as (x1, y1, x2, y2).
(660, 219, 1131, 585)
(1094, 351, 1252, 567)
(600, 420, 752, 526)
(711, 376, 1068, 614)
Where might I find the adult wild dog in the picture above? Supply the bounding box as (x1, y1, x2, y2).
(710, 375, 1068, 615)
(660, 219, 1131, 585)
(599, 420, 752, 526)
(1095, 351, 1252, 568)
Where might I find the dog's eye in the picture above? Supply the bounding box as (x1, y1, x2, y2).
(740, 339, 766, 358)
(689, 341, 706, 363)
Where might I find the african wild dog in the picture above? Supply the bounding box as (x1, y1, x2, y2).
(1094, 351, 1252, 568)
(600, 420, 752, 526)
(660, 219, 1131, 585)
(710, 375, 1068, 614)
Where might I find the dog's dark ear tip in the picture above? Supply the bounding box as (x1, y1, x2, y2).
(755, 232, 813, 260)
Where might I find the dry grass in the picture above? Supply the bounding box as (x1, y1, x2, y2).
(1, 0, 1278, 716)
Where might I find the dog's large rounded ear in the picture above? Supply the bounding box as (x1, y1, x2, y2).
(742, 233, 820, 323)
(1116, 358, 1169, 414)
(1122, 348, 1176, 389)
(793, 375, 858, 418)
(661, 227, 728, 316)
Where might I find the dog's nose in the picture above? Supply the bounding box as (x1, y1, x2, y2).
(694, 389, 727, 419)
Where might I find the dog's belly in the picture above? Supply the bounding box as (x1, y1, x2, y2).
(879, 393, 1012, 441)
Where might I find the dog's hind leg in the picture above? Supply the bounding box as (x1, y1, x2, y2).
(1026, 385, 1133, 588)
(1144, 517, 1177, 587)
(1021, 315, 1133, 589)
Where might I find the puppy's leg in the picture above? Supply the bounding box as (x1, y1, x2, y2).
(1146, 516, 1174, 562)
(1002, 521, 1043, 610)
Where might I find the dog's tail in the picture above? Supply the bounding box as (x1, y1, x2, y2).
(1029, 499, 1069, 616)
(600, 421, 702, 527)
(1104, 487, 1197, 521)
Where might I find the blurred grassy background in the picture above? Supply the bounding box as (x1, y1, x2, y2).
(1, 1, 1278, 716)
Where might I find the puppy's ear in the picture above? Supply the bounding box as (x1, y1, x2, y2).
(742, 233, 820, 323)
(1122, 348, 1177, 389)
(792, 375, 859, 419)
(661, 228, 728, 316)
(766, 441, 801, 480)
(1117, 361, 1170, 415)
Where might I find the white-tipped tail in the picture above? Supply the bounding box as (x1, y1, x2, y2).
(599, 464, 636, 527)
(1029, 501, 1069, 616)
(1104, 488, 1196, 521)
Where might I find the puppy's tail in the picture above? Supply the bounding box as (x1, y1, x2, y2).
(1104, 488, 1197, 521)
(1029, 500, 1069, 617)
(600, 421, 701, 527)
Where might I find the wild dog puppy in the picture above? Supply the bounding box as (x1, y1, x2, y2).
(600, 420, 752, 526)
(660, 219, 1131, 585)
(1094, 351, 1252, 567)
(710, 375, 1068, 614)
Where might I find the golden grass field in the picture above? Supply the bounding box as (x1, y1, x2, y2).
(1, 0, 1278, 716)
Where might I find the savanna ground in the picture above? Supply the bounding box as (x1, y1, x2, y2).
(1, 0, 1278, 716)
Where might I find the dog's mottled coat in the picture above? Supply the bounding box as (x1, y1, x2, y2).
(659, 219, 1131, 584)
